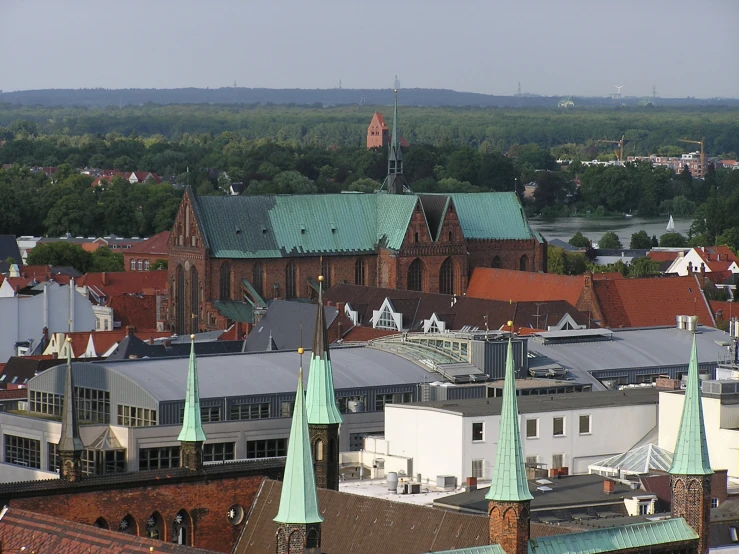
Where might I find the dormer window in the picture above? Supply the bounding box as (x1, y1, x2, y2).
(372, 298, 401, 331)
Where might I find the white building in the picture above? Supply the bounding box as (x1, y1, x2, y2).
(659, 380, 739, 478)
(365, 388, 658, 487)
(666, 246, 739, 277)
(0, 281, 97, 361)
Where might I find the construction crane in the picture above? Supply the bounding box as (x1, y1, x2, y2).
(678, 137, 706, 178)
(598, 135, 626, 163)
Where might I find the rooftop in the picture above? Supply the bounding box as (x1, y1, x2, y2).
(466, 268, 586, 306)
(392, 388, 657, 418)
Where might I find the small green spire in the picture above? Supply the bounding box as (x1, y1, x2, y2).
(306, 278, 343, 425)
(178, 336, 207, 443)
(486, 337, 532, 502)
(58, 341, 83, 453)
(669, 333, 712, 476)
(274, 359, 324, 524)
(388, 84, 403, 174)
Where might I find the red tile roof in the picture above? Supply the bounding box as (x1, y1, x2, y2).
(126, 230, 170, 255)
(63, 330, 173, 356)
(108, 294, 159, 331)
(467, 268, 586, 306)
(710, 301, 738, 321)
(593, 275, 714, 328)
(77, 270, 168, 297)
(694, 246, 739, 272)
(647, 251, 682, 263)
(592, 272, 625, 280)
(0, 507, 219, 553)
(371, 112, 388, 128)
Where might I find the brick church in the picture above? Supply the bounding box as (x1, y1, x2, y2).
(166, 92, 545, 334)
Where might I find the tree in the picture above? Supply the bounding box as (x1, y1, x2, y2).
(152, 259, 168, 270)
(598, 231, 622, 249)
(89, 247, 124, 272)
(27, 242, 92, 273)
(659, 232, 687, 247)
(715, 227, 739, 254)
(568, 232, 591, 248)
(630, 230, 652, 249)
(651, 235, 659, 247)
(629, 257, 660, 278)
(347, 178, 381, 193)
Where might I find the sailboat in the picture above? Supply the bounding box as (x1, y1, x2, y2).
(666, 215, 675, 232)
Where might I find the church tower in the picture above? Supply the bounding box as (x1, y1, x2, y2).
(274, 350, 323, 554)
(306, 275, 343, 490)
(485, 333, 532, 554)
(669, 332, 712, 554)
(383, 88, 408, 194)
(58, 339, 83, 482)
(178, 335, 207, 471)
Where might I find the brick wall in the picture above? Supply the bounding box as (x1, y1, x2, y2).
(10, 475, 266, 553)
(123, 252, 169, 272)
(488, 501, 530, 554)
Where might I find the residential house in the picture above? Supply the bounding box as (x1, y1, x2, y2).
(122, 230, 170, 272)
(666, 246, 739, 276)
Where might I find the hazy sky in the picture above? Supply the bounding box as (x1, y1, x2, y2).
(2, 0, 738, 97)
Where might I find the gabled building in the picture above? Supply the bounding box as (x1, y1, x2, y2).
(667, 246, 739, 277)
(366, 112, 389, 149)
(122, 230, 170, 272)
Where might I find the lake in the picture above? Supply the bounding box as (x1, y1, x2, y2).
(529, 216, 693, 245)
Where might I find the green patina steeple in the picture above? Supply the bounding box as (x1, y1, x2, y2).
(58, 344, 83, 453)
(306, 278, 343, 426)
(486, 338, 533, 502)
(177, 336, 207, 443)
(388, 86, 403, 173)
(274, 361, 324, 524)
(669, 333, 712, 476)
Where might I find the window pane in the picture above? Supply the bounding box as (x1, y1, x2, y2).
(472, 423, 483, 442)
(553, 417, 564, 436)
(579, 415, 590, 434)
(526, 419, 538, 438)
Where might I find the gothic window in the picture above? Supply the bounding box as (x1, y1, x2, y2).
(173, 510, 191, 545)
(252, 263, 263, 297)
(354, 259, 365, 286)
(520, 255, 529, 272)
(190, 266, 198, 333)
(408, 258, 423, 291)
(176, 265, 185, 335)
(220, 262, 231, 301)
(492, 256, 502, 268)
(315, 440, 324, 461)
(321, 259, 331, 289)
(439, 257, 455, 295)
(146, 511, 164, 540)
(119, 514, 137, 535)
(94, 517, 109, 529)
(448, 231, 453, 242)
(414, 231, 419, 244)
(285, 261, 297, 298)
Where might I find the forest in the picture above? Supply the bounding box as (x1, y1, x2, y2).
(1, 103, 739, 252)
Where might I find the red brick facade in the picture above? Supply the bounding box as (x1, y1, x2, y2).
(489, 501, 530, 554)
(9, 474, 267, 553)
(366, 113, 389, 149)
(671, 475, 711, 554)
(167, 194, 544, 333)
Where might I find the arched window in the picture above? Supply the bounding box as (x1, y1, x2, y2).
(173, 509, 192, 545)
(252, 263, 263, 297)
(439, 257, 455, 295)
(491, 256, 502, 269)
(315, 439, 324, 461)
(146, 511, 165, 540)
(414, 232, 419, 244)
(219, 262, 231, 301)
(321, 259, 331, 289)
(448, 231, 453, 242)
(190, 267, 199, 333)
(285, 261, 297, 298)
(407, 258, 423, 291)
(94, 517, 110, 529)
(354, 259, 365, 286)
(176, 265, 185, 335)
(119, 514, 138, 535)
(519, 255, 529, 272)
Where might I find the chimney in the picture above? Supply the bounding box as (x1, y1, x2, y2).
(42, 327, 49, 343)
(336, 302, 345, 314)
(148, 336, 154, 345)
(126, 325, 135, 337)
(603, 480, 615, 494)
(326, 300, 334, 307)
(687, 261, 693, 273)
(101, 272, 108, 286)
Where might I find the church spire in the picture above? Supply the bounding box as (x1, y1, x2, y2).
(306, 275, 342, 490)
(274, 350, 323, 554)
(670, 333, 712, 475)
(486, 337, 532, 503)
(178, 335, 207, 470)
(384, 83, 408, 194)
(58, 339, 83, 482)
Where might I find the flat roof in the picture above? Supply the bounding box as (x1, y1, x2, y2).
(97, 346, 433, 401)
(393, 388, 657, 417)
(528, 326, 730, 374)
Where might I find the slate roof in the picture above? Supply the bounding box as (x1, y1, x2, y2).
(324, 284, 589, 332)
(236, 479, 491, 554)
(105, 334, 243, 360)
(592, 275, 714, 328)
(0, 508, 221, 554)
(244, 300, 339, 352)
(189, 190, 534, 259)
(0, 356, 60, 388)
(467, 268, 586, 306)
(0, 235, 22, 266)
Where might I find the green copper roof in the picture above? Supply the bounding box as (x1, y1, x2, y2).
(213, 299, 255, 323)
(669, 333, 712, 476)
(388, 89, 403, 167)
(486, 338, 533, 502)
(274, 365, 324, 524)
(449, 192, 533, 240)
(58, 347, 83, 453)
(306, 282, 343, 425)
(527, 518, 698, 554)
(177, 338, 207, 443)
(431, 545, 505, 554)
(190, 190, 533, 258)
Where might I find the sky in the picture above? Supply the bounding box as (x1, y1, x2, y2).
(1, 0, 738, 98)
